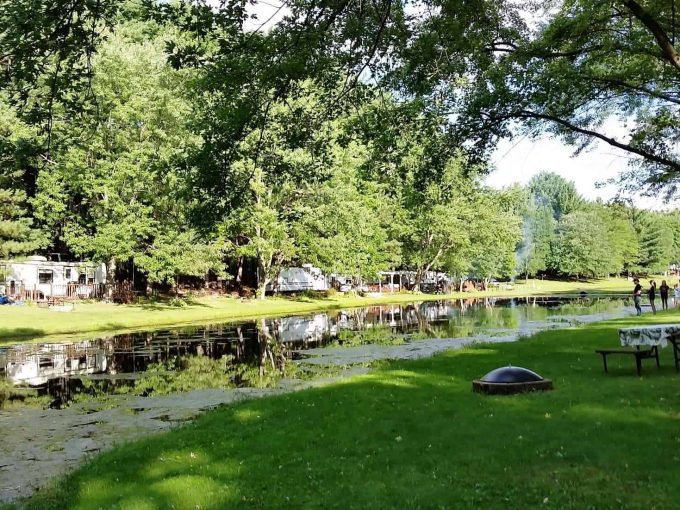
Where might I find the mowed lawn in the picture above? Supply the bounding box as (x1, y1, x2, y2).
(0, 277, 634, 343)
(16, 311, 680, 510)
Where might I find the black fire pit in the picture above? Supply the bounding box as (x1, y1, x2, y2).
(472, 366, 553, 395)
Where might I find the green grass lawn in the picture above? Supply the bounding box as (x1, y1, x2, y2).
(0, 277, 636, 343)
(14, 309, 680, 509)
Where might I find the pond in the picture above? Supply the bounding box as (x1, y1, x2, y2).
(0, 295, 633, 408)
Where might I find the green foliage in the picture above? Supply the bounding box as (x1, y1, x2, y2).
(631, 211, 674, 274)
(551, 211, 613, 278)
(592, 203, 639, 275)
(217, 83, 338, 298)
(2, 2, 679, 295)
(401, 155, 478, 281)
(528, 172, 583, 220)
(517, 202, 556, 278)
(0, 188, 40, 259)
(0, 95, 42, 259)
(30, 19, 222, 283)
(664, 211, 680, 265)
(469, 190, 523, 282)
(336, 325, 407, 347)
(295, 140, 402, 279)
(0, 378, 10, 407)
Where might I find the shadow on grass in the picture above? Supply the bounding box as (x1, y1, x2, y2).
(0, 328, 45, 344)
(130, 299, 213, 312)
(19, 320, 680, 510)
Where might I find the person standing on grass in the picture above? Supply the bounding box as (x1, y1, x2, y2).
(633, 278, 643, 316)
(648, 280, 657, 315)
(660, 280, 670, 310)
(674, 284, 680, 307)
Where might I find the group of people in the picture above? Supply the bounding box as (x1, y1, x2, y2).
(632, 278, 680, 316)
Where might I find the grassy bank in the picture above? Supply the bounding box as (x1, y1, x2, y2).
(0, 278, 635, 343)
(15, 310, 680, 509)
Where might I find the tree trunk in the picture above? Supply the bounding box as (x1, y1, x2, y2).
(256, 251, 271, 300)
(415, 246, 446, 289)
(107, 257, 117, 299)
(623, 0, 680, 73)
(257, 280, 269, 300)
(235, 256, 243, 284)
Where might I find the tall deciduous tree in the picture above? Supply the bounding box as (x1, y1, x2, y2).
(401, 156, 477, 286)
(219, 83, 341, 299)
(295, 141, 402, 280)
(551, 211, 613, 279)
(528, 172, 583, 220)
(32, 19, 220, 284)
(631, 210, 674, 274)
(516, 202, 555, 280)
(469, 190, 522, 288)
(449, 0, 680, 197)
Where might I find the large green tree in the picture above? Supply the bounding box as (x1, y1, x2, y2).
(516, 201, 556, 280)
(469, 190, 522, 288)
(630, 210, 674, 274)
(551, 211, 613, 279)
(0, 95, 41, 259)
(528, 172, 583, 220)
(401, 156, 478, 286)
(449, 0, 680, 197)
(295, 141, 401, 281)
(218, 83, 347, 299)
(31, 19, 221, 284)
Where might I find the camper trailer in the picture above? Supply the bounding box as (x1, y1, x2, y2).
(0, 256, 107, 300)
(266, 264, 329, 293)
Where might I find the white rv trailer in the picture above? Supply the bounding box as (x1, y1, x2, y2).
(266, 264, 329, 293)
(0, 256, 107, 300)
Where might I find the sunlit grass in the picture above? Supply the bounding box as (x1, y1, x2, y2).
(0, 277, 638, 343)
(12, 308, 680, 509)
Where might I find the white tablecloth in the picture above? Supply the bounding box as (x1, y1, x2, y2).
(619, 324, 680, 348)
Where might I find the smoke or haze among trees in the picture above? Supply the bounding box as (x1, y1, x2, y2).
(1, 0, 679, 296)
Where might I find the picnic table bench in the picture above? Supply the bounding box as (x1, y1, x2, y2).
(595, 346, 659, 377)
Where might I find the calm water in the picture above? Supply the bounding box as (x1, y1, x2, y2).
(0, 296, 632, 406)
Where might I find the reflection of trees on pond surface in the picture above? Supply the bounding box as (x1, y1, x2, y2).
(257, 319, 288, 377)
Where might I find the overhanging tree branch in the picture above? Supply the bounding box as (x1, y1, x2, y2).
(622, 0, 680, 73)
(513, 109, 680, 174)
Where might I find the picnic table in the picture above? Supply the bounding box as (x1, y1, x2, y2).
(36, 297, 66, 309)
(596, 323, 680, 376)
(595, 324, 680, 376)
(619, 324, 680, 349)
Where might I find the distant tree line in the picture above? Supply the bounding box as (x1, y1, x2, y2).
(517, 172, 680, 280)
